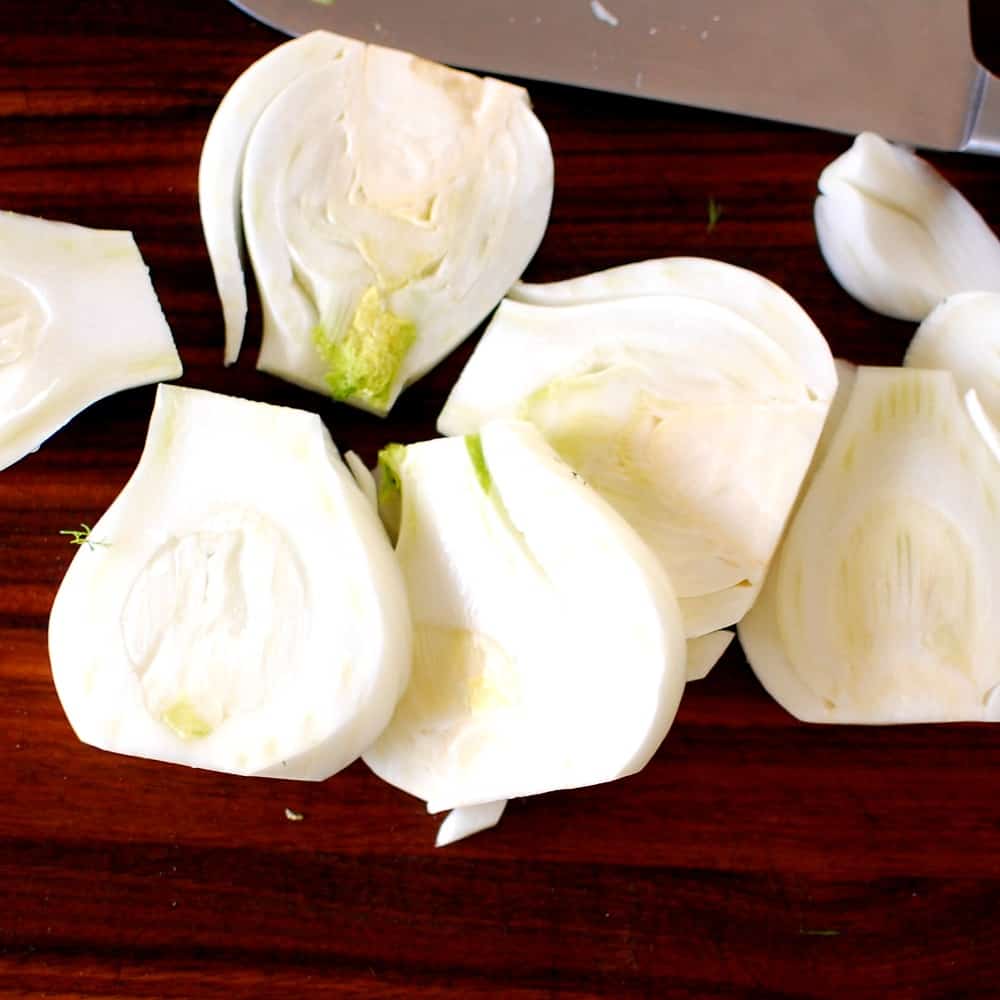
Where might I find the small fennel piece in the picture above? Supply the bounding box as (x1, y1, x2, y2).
(685, 630, 733, 682)
(48, 385, 411, 778)
(905, 292, 1000, 427)
(0, 210, 181, 473)
(706, 196, 723, 233)
(363, 421, 687, 816)
(435, 800, 507, 848)
(739, 367, 1000, 724)
(205, 30, 552, 415)
(814, 133, 1000, 322)
(439, 258, 836, 639)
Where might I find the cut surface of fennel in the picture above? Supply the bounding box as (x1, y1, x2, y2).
(439, 264, 835, 638)
(739, 367, 1000, 724)
(362, 420, 686, 814)
(0, 210, 180, 472)
(48, 385, 411, 777)
(208, 30, 552, 414)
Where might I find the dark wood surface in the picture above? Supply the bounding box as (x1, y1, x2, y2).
(3, 3, 1000, 997)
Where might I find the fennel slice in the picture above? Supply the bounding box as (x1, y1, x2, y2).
(49, 385, 411, 778)
(740, 367, 1000, 724)
(363, 420, 686, 811)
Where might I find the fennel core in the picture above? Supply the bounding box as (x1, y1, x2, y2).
(314, 287, 415, 409)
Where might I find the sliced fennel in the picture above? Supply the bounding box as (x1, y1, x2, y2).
(439, 263, 835, 637)
(905, 292, 1000, 427)
(362, 420, 686, 815)
(206, 30, 553, 415)
(739, 367, 1000, 724)
(814, 133, 1000, 321)
(0, 210, 181, 472)
(49, 385, 411, 777)
(199, 30, 355, 364)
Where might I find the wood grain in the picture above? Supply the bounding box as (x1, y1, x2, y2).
(2, 3, 1000, 997)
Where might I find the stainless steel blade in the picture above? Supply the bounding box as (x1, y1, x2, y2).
(228, 0, 1000, 154)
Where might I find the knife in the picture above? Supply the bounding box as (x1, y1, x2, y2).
(228, 0, 999, 155)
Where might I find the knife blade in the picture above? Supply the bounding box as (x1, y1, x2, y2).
(228, 0, 999, 155)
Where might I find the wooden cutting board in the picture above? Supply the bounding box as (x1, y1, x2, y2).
(2, 3, 999, 996)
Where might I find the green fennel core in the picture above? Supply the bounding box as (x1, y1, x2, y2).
(314, 287, 416, 409)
